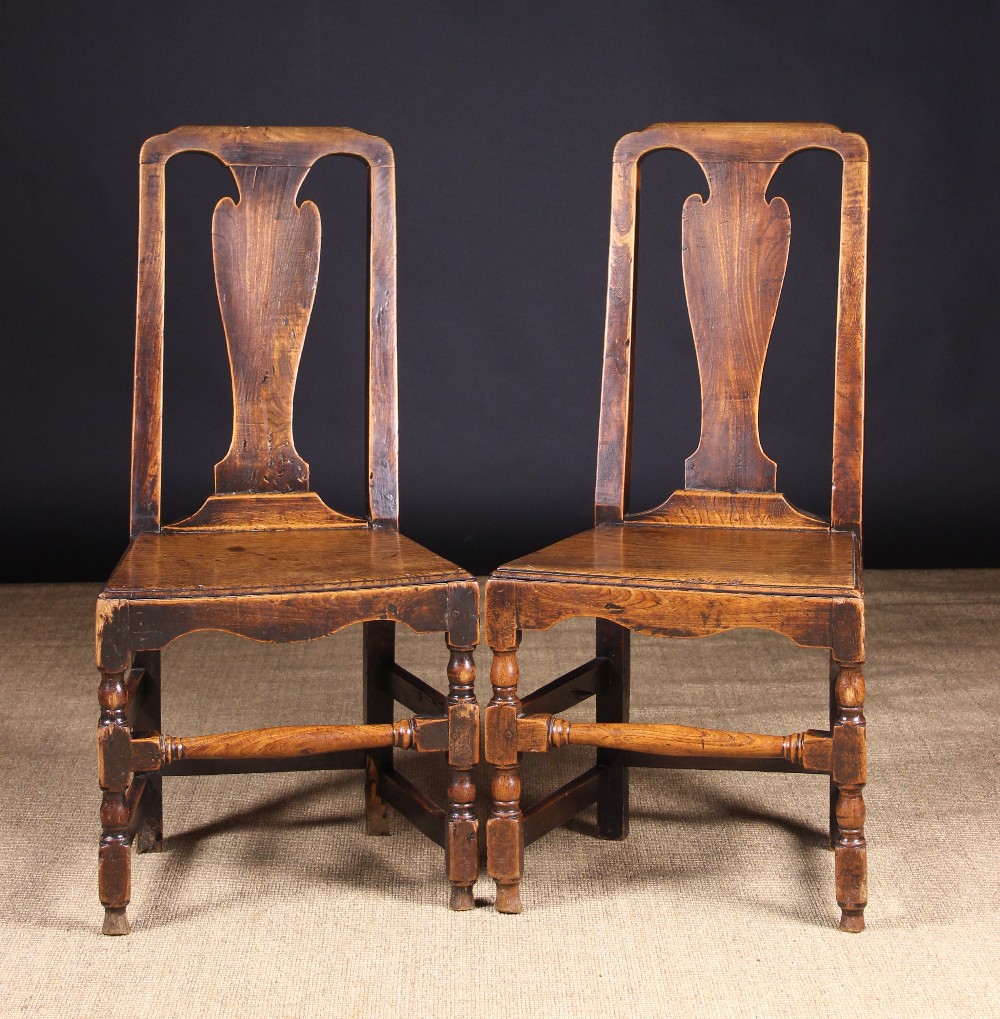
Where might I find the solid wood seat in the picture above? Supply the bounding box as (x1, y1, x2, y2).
(105, 526, 468, 599)
(95, 126, 480, 936)
(484, 122, 869, 932)
(496, 523, 859, 596)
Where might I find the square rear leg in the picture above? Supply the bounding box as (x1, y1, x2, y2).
(130, 651, 163, 853)
(363, 621, 395, 835)
(596, 621, 630, 839)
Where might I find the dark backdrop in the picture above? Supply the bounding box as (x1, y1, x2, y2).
(3, 2, 998, 580)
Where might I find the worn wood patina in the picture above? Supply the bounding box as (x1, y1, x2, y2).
(485, 122, 868, 931)
(97, 126, 480, 935)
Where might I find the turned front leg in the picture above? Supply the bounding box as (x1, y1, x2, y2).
(485, 647, 523, 913)
(98, 670, 133, 935)
(832, 662, 867, 932)
(446, 644, 479, 910)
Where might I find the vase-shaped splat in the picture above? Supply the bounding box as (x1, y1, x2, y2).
(212, 163, 320, 493)
(682, 160, 789, 493)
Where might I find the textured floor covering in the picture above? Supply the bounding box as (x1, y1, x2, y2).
(0, 572, 997, 1017)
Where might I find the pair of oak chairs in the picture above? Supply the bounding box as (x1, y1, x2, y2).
(96, 122, 868, 936)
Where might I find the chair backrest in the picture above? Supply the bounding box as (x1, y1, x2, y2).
(594, 123, 868, 534)
(130, 126, 398, 538)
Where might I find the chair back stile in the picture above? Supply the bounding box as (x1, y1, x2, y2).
(129, 126, 400, 540)
(593, 122, 868, 535)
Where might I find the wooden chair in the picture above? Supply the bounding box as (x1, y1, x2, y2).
(96, 127, 480, 936)
(484, 123, 868, 931)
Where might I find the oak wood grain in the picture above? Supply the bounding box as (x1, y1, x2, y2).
(627, 490, 827, 529)
(130, 125, 399, 537)
(497, 524, 859, 595)
(131, 720, 419, 764)
(97, 582, 479, 675)
(499, 579, 863, 663)
(99, 126, 478, 933)
(594, 121, 867, 525)
(140, 125, 395, 170)
(164, 492, 366, 531)
(517, 714, 832, 773)
(104, 527, 468, 599)
(486, 122, 868, 928)
(682, 159, 788, 491)
(612, 121, 868, 166)
(212, 163, 318, 493)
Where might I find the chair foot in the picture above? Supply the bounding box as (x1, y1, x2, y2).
(364, 757, 392, 836)
(365, 803, 392, 836)
(495, 883, 522, 914)
(450, 885, 475, 911)
(102, 906, 131, 936)
(596, 820, 628, 841)
(839, 908, 865, 933)
(135, 822, 163, 854)
(366, 819, 392, 836)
